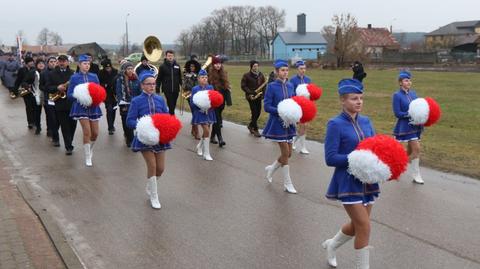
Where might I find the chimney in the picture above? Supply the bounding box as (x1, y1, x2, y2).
(367, 24, 372, 29)
(297, 13, 306, 35)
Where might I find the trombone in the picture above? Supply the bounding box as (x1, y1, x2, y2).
(249, 80, 268, 100)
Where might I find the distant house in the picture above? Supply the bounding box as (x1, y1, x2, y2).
(425, 20, 480, 53)
(67, 42, 107, 59)
(356, 24, 400, 59)
(272, 13, 327, 61)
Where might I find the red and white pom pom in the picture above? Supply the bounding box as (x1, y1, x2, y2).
(192, 90, 224, 112)
(348, 134, 408, 184)
(295, 83, 323, 101)
(278, 96, 317, 126)
(136, 113, 182, 145)
(408, 97, 441, 126)
(72, 82, 106, 107)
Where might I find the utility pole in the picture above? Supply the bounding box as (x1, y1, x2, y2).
(125, 13, 130, 56)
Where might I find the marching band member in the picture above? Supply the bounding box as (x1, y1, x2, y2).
(41, 56, 57, 138)
(67, 54, 103, 166)
(322, 79, 377, 269)
(126, 71, 171, 209)
(392, 71, 424, 184)
(46, 55, 76, 154)
(15, 57, 36, 130)
(208, 56, 230, 147)
(289, 60, 311, 154)
(135, 54, 151, 76)
(262, 59, 297, 194)
(190, 69, 216, 161)
(241, 60, 266, 137)
(99, 59, 118, 135)
(31, 59, 46, 135)
(183, 56, 201, 140)
(115, 61, 141, 147)
(155, 50, 182, 115)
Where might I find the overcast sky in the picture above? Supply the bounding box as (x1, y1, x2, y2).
(1, 0, 478, 46)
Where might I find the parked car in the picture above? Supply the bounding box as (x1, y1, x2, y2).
(124, 52, 143, 63)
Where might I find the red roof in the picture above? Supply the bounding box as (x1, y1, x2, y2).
(357, 27, 400, 49)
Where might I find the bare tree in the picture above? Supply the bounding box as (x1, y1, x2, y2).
(323, 14, 360, 67)
(37, 28, 49, 46)
(49, 32, 63, 45)
(256, 6, 286, 57)
(16, 30, 28, 45)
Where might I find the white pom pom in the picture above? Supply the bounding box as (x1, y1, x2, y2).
(295, 84, 310, 99)
(278, 98, 302, 127)
(72, 83, 92, 107)
(408, 98, 429, 125)
(136, 115, 160, 146)
(192, 90, 211, 112)
(347, 149, 391, 184)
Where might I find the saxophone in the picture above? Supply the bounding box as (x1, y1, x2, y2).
(49, 81, 69, 101)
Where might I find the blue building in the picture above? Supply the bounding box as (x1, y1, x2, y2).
(272, 13, 327, 61)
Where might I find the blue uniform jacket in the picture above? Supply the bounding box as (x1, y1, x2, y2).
(262, 79, 296, 141)
(190, 84, 216, 125)
(67, 72, 102, 119)
(392, 88, 423, 136)
(289, 74, 311, 93)
(324, 112, 380, 201)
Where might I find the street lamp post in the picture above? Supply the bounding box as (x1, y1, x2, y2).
(125, 13, 130, 56)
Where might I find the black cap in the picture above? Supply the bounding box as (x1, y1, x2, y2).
(57, 55, 68, 61)
(24, 57, 34, 64)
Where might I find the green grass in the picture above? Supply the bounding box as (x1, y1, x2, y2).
(220, 65, 480, 179)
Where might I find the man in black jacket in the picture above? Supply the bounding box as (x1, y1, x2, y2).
(155, 50, 182, 115)
(46, 55, 76, 155)
(41, 56, 57, 138)
(15, 57, 36, 129)
(98, 59, 118, 134)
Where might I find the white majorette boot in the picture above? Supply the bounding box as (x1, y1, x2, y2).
(411, 158, 424, 184)
(281, 165, 297, 193)
(322, 230, 353, 267)
(148, 176, 161, 209)
(264, 160, 280, 183)
(202, 138, 213, 161)
(83, 143, 92, 167)
(196, 139, 204, 156)
(90, 140, 96, 159)
(292, 136, 298, 150)
(299, 135, 310, 154)
(354, 246, 370, 269)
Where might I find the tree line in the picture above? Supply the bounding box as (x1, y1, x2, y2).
(175, 5, 286, 58)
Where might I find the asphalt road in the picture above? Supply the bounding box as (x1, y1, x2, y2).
(0, 87, 479, 269)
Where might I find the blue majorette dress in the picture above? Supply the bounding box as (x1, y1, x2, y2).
(190, 84, 217, 125)
(262, 79, 296, 142)
(289, 74, 311, 93)
(67, 72, 103, 120)
(392, 88, 424, 142)
(324, 112, 380, 204)
(126, 91, 172, 153)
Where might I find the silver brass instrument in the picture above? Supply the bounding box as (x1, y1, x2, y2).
(134, 35, 162, 77)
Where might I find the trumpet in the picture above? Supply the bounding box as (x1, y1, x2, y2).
(19, 85, 32, 97)
(249, 80, 268, 100)
(49, 81, 69, 101)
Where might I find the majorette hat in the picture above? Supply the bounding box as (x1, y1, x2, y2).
(135, 113, 182, 146)
(192, 90, 224, 112)
(295, 83, 323, 101)
(72, 83, 106, 107)
(347, 134, 409, 184)
(277, 96, 317, 127)
(408, 97, 441, 126)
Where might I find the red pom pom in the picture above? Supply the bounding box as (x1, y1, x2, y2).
(307, 84, 323, 101)
(424, 97, 441, 127)
(356, 135, 408, 180)
(208, 90, 224, 109)
(88, 83, 107, 107)
(151, 113, 183, 144)
(292, 96, 317, 123)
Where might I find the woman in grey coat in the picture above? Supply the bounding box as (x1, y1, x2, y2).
(1, 53, 21, 98)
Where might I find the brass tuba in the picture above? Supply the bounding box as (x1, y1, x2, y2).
(134, 35, 162, 77)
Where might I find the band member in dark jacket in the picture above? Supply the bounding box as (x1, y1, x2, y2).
(41, 56, 57, 138)
(155, 50, 182, 115)
(241, 60, 266, 137)
(183, 57, 201, 139)
(15, 57, 36, 130)
(135, 54, 151, 76)
(98, 59, 118, 135)
(46, 55, 76, 155)
(207, 56, 230, 147)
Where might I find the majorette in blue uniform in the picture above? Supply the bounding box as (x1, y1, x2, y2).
(289, 60, 312, 93)
(392, 71, 423, 142)
(324, 79, 380, 205)
(126, 71, 171, 153)
(262, 62, 296, 142)
(67, 54, 103, 121)
(190, 70, 217, 125)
